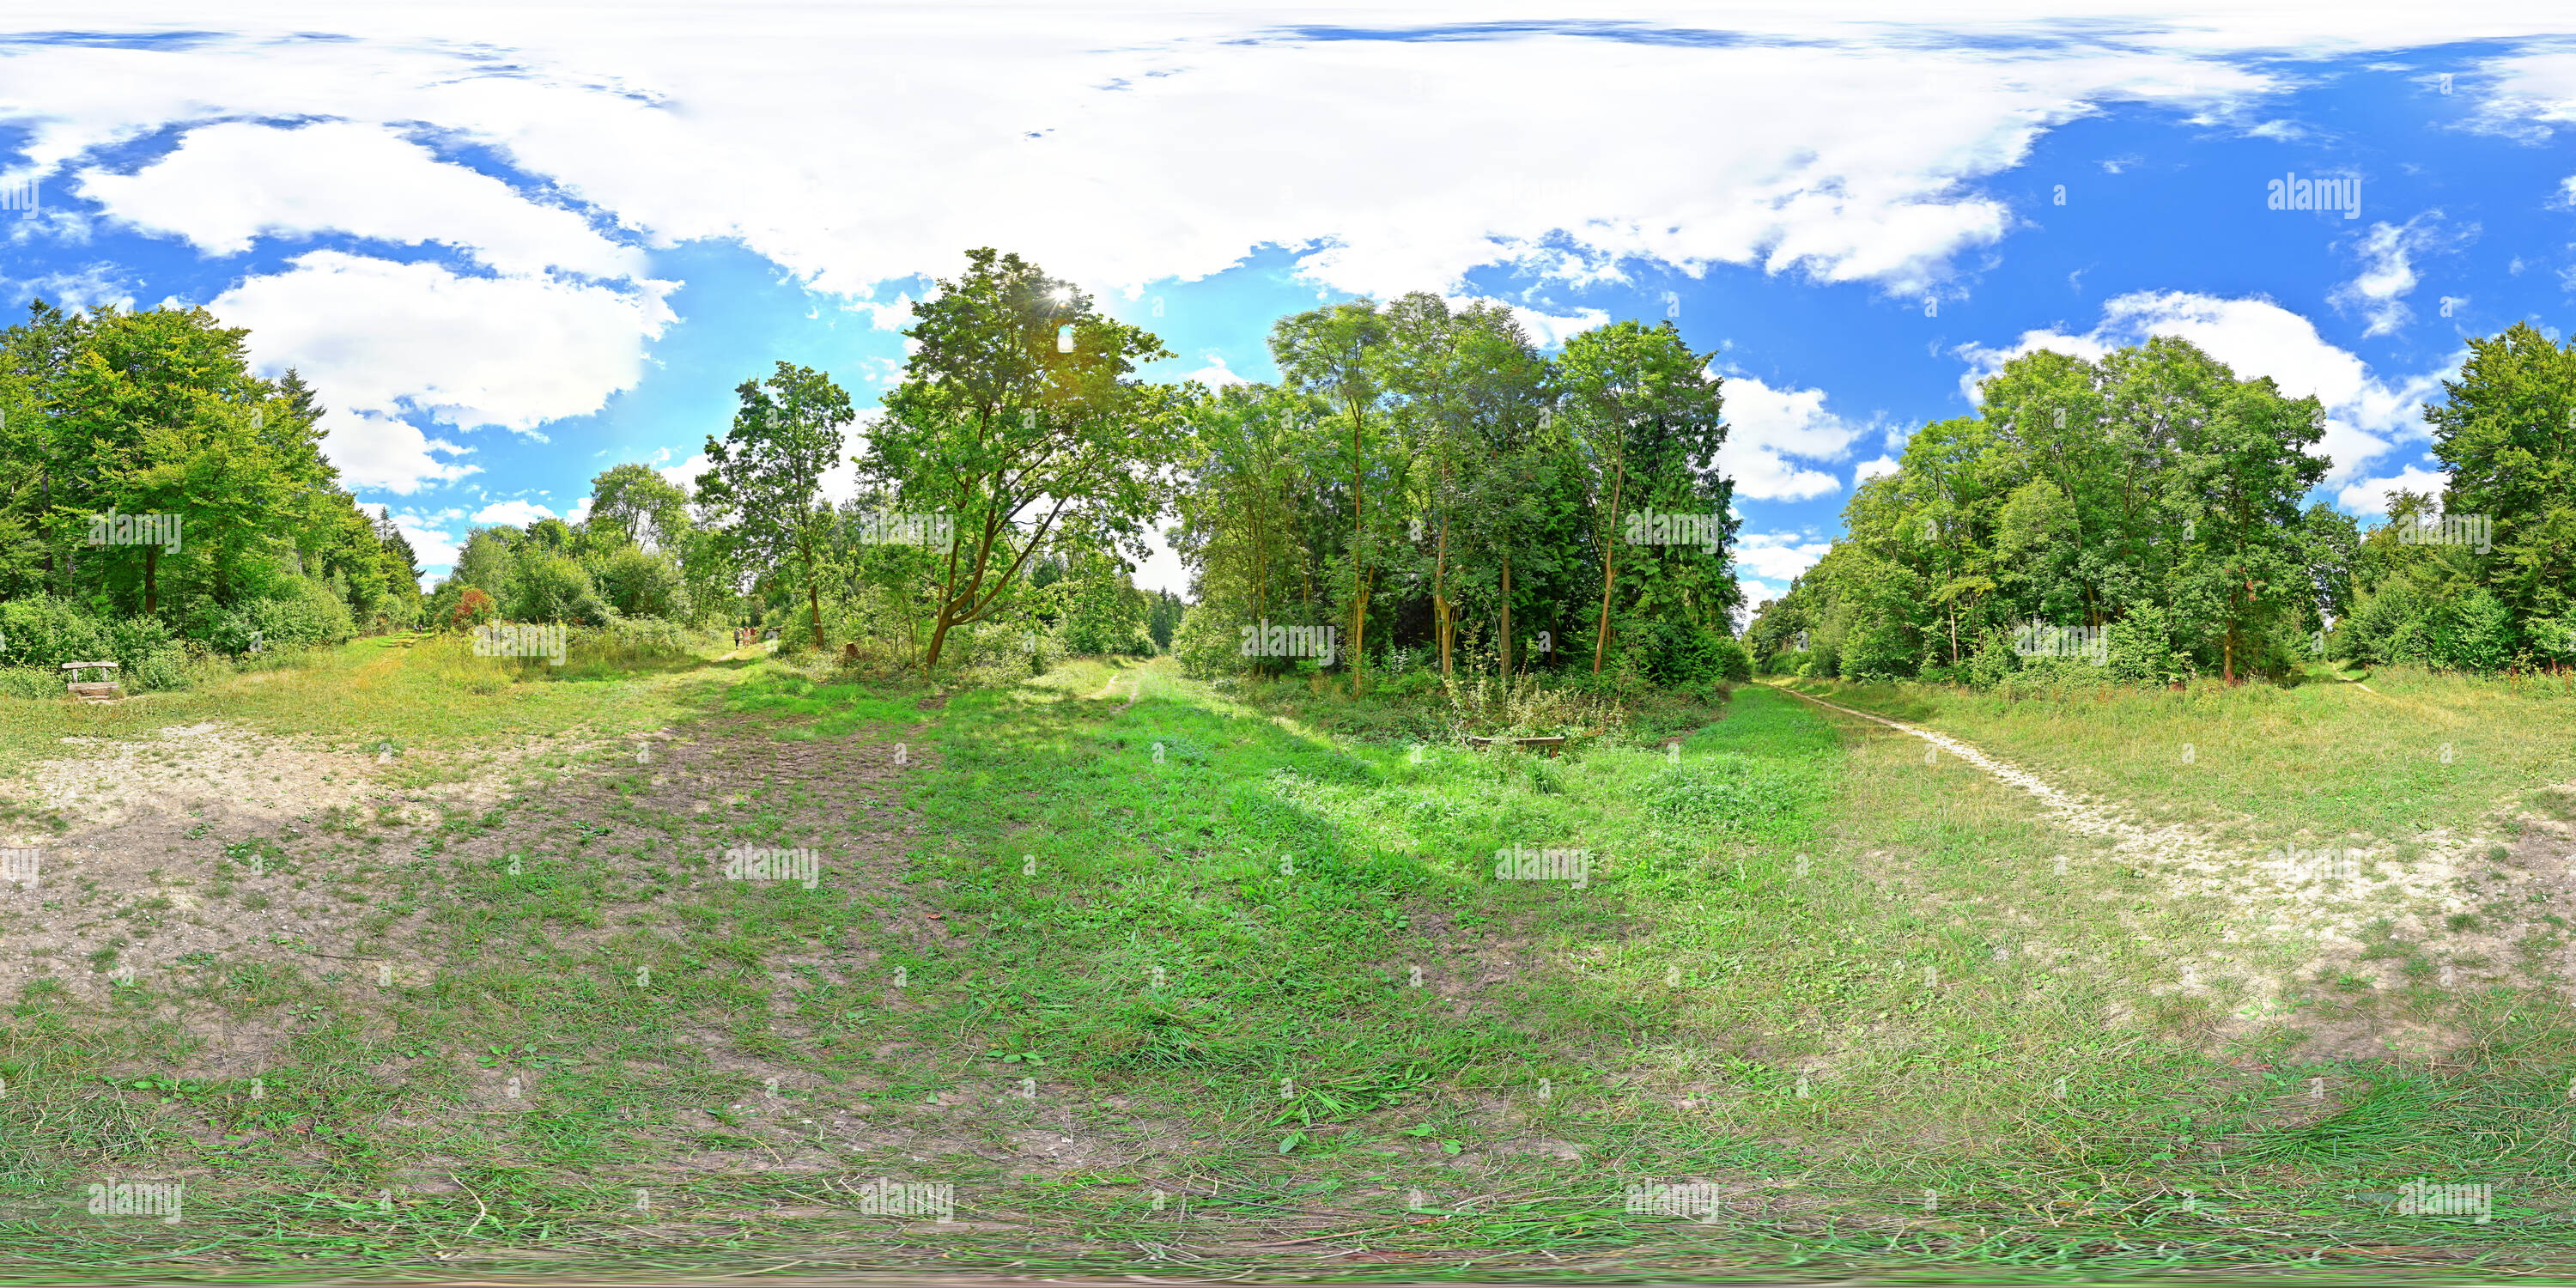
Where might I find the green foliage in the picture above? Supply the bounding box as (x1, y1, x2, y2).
(593, 544, 687, 620)
(697, 361, 855, 650)
(0, 592, 191, 688)
(0, 301, 417, 655)
(862, 248, 1186, 672)
(184, 574, 356, 655)
(510, 556, 613, 626)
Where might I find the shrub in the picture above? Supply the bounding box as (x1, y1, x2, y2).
(1171, 604, 1246, 678)
(2105, 602, 2190, 687)
(450, 586, 498, 631)
(510, 556, 613, 626)
(189, 577, 356, 655)
(1965, 630, 2019, 690)
(1705, 632, 1754, 683)
(594, 546, 688, 621)
(0, 594, 192, 691)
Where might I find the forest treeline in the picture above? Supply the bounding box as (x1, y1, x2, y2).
(6, 246, 2565, 698)
(0, 249, 1751, 694)
(1744, 325, 2576, 686)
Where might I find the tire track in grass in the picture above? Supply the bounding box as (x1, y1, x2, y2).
(1763, 681, 2479, 1033)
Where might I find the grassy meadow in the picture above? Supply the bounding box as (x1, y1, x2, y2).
(1, 643, 2573, 1280)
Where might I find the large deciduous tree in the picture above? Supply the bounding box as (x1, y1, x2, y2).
(698, 361, 854, 651)
(860, 248, 1184, 673)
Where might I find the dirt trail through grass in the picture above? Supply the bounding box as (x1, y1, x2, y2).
(1765, 681, 2482, 1045)
(1766, 682, 2185, 856)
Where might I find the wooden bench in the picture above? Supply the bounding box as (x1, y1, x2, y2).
(62, 660, 122, 702)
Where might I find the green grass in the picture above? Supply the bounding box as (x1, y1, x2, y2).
(3, 646, 2576, 1279)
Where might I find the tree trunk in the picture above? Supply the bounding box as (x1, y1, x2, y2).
(1499, 553, 1514, 677)
(145, 543, 158, 616)
(807, 579, 825, 650)
(1592, 458, 1625, 674)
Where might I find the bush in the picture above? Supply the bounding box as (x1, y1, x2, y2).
(0, 594, 193, 691)
(1965, 630, 2019, 690)
(449, 586, 498, 631)
(594, 546, 689, 621)
(1625, 618, 1740, 686)
(188, 577, 356, 655)
(511, 556, 614, 626)
(2105, 602, 2191, 687)
(1171, 604, 1245, 678)
(1705, 632, 1753, 683)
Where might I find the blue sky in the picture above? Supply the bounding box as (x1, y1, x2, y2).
(4, 5, 2575, 613)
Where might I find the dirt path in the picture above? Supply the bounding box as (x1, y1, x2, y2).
(1762, 683, 2489, 1050)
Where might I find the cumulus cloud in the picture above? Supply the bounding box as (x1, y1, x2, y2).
(1730, 528, 1838, 611)
(208, 250, 676, 491)
(381, 507, 465, 572)
(472, 499, 558, 526)
(1853, 455, 1902, 484)
(325, 410, 480, 495)
(1955, 290, 2456, 485)
(1716, 374, 1868, 501)
(0, 7, 2290, 326)
(2336, 465, 2451, 515)
(77, 120, 642, 278)
(2, 264, 135, 313)
(657, 453, 711, 490)
(1183, 354, 1250, 387)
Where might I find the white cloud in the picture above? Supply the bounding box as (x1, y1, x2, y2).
(2336, 465, 2451, 515)
(1853, 455, 1902, 484)
(0, 6, 2294, 329)
(3, 264, 135, 313)
(472, 499, 558, 526)
(209, 251, 676, 490)
(2328, 214, 2466, 337)
(1730, 528, 1838, 611)
(76, 120, 641, 278)
(325, 410, 480, 495)
(1183, 354, 1249, 387)
(382, 508, 464, 571)
(1733, 530, 1838, 585)
(567, 495, 595, 526)
(1715, 374, 1867, 501)
(1955, 290, 2456, 486)
(657, 453, 711, 490)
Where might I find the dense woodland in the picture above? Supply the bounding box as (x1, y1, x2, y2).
(1744, 325, 2576, 687)
(3, 247, 2567, 698)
